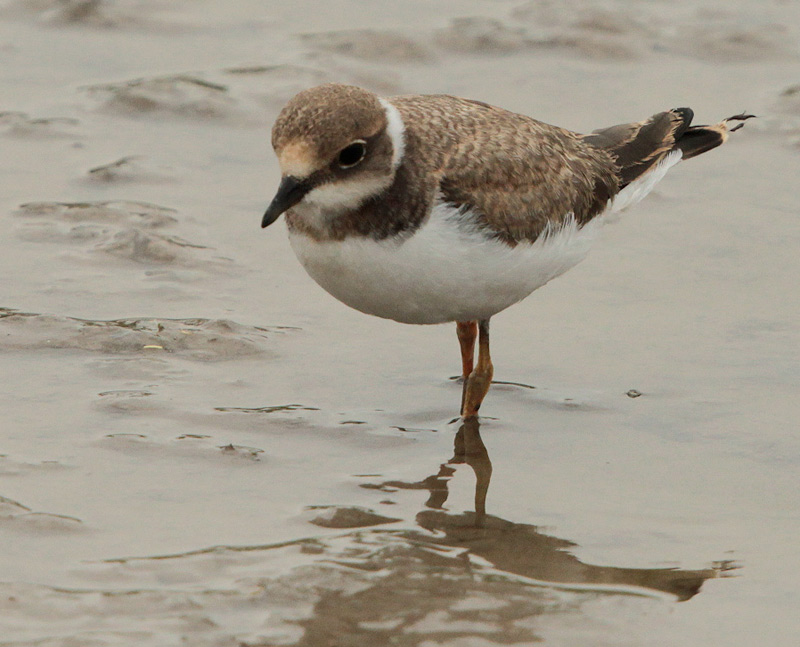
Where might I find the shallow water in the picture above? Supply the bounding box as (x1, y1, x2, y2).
(1, 1, 800, 645)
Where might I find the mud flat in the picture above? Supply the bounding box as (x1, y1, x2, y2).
(1, 0, 799, 645)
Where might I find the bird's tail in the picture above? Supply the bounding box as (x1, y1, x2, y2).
(675, 112, 755, 161)
(584, 109, 755, 189)
(583, 109, 754, 215)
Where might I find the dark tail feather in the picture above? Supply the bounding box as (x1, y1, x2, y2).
(584, 107, 694, 188)
(676, 112, 756, 160)
(584, 109, 755, 190)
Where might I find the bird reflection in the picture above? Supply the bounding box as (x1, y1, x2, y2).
(449, 416, 492, 525)
(376, 417, 720, 602)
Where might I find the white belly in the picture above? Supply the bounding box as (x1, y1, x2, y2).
(288, 204, 602, 325)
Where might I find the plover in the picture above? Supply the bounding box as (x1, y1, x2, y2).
(261, 83, 751, 418)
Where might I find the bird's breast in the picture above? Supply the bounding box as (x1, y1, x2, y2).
(287, 203, 602, 324)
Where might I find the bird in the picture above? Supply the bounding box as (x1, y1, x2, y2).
(261, 83, 752, 419)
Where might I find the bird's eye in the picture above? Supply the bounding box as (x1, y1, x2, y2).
(338, 140, 367, 169)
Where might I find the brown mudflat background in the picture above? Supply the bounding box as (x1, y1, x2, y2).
(1, 1, 799, 645)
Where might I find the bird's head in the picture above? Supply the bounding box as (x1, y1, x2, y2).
(262, 84, 405, 228)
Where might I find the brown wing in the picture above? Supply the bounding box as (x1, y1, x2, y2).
(391, 96, 752, 246)
(392, 95, 620, 245)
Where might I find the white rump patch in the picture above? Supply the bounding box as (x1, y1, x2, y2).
(288, 203, 601, 325)
(608, 149, 683, 214)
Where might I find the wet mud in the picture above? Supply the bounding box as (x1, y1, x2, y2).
(1, 0, 799, 645)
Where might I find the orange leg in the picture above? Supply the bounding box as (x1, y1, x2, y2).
(456, 321, 477, 414)
(456, 321, 477, 378)
(461, 319, 493, 419)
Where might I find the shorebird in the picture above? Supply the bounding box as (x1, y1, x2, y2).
(261, 83, 751, 418)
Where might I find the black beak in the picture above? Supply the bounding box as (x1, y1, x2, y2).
(262, 175, 311, 228)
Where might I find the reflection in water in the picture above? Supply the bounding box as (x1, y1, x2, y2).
(450, 416, 492, 523)
(376, 417, 718, 602)
(85, 420, 727, 646)
(279, 419, 727, 645)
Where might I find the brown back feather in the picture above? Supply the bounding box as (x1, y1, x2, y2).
(392, 95, 620, 245)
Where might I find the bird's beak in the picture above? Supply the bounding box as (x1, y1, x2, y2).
(262, 175, 311, 228)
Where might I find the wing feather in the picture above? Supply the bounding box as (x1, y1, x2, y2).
(392, 95, 619, 245)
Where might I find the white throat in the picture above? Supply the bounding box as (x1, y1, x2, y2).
(302, 175, 391, 213)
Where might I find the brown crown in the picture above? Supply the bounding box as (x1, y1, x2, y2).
(272, 84, 387, 165)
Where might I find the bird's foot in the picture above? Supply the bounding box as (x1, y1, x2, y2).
(461, 366, 493, 419)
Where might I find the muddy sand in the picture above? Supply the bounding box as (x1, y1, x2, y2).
(1, 0, 799, 645)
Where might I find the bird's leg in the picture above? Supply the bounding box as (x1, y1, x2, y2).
(461, 319, 493, 419)
(456, 320, 477, 412)
(456, 320, 477, 377)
